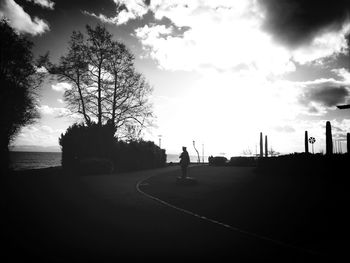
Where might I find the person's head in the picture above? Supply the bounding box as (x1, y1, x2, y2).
(182, 146, 186, 151)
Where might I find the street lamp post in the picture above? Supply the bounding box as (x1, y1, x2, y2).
(202, 144, 204, 163)
(193, 140, 200, 163)
(158, 135, 162, 148)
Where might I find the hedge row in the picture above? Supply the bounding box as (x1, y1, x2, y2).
(59, 123, 166, 174)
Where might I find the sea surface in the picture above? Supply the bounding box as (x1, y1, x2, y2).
(9, 152, 206, 171)
(10, 151, 62, 171)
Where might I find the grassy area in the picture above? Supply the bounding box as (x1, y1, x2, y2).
(140, 165, 349, 260)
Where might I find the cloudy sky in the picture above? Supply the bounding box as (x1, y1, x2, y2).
(1, 0, 350, 156)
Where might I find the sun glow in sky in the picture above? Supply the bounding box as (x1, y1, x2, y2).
(2, 0, 350, 156)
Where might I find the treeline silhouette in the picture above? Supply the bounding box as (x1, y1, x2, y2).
(59, 123, 166, 174)
(0, 19, 43, 172)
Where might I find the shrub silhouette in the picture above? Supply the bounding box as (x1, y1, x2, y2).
(229, 157, 256, 167)
(59, 122, 115, 173)
(59, 122, 166, 174)
(209, 156, 228, 166)
(78, 158, 114, 175)
(112, 140, 166, 172)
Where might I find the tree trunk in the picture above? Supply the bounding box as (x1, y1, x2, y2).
(112, 73, 117, 128)
(76, 72, 90, 126)
(97, 66, 102, 126)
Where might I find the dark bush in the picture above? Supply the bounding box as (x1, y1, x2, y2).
(228, 157, 257, 167)
(77, 158, 114, 175)
(59, 122, 115, 172)
(59, 122, 166, 174)
(208, 156, 228, 166)
(112, 140, 166, 172)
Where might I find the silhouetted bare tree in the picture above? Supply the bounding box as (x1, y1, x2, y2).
(0, 19, 43, 170)
(44, 31, 92, 125)
(46, 24, 153, 139)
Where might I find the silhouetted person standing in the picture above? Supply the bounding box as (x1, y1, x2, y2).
(179, 146, 190, 179)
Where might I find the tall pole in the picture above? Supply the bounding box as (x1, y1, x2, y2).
(305, 131, 309, 154)
(259, 132, 263, 158)
(158, 135, 162, 148)
(202, 144, 204, 163)
(326, 121, 333, 155)
(193, 140, 200, 163)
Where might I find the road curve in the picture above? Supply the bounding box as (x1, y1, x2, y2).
(4, 166, 322, 262)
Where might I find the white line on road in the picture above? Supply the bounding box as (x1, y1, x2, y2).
(135, 170, 321, 257)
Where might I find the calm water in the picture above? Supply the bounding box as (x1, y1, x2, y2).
(10, 152, 62, 171)
(167, 154, 207, 163)
(9, 152, 206, 171)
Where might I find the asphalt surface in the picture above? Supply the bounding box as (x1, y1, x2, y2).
(3, 165, 329, 262)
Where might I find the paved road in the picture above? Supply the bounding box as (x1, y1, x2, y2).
(3, 166, 322, 262)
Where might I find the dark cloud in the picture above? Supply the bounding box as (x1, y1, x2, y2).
(299, 82, 350, 108)
(56, 0, 117, 17)
(16, 0, 117, 18)
(259, 0, 350, 48)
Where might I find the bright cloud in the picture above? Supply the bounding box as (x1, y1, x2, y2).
(134, 1, 296, 74)
(37, 104, 71, 117)
(14, 124, 64, 147)
(26, 0, 55, 10)
(0, 0, 49, 35)
(51, 82, 72, 92)
(115, 0, 149, 24)
(82, 11, 119, 24)
(83, 0, 149, 25)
